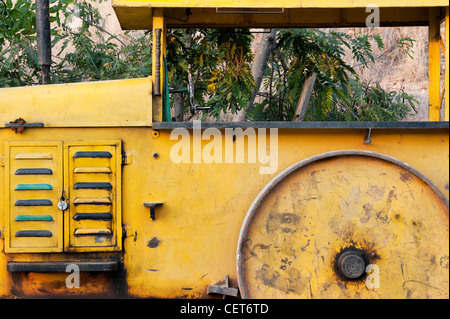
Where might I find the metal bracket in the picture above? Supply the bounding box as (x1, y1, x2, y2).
(190, 104, 212, 113)
(363, 128, 372, 144)
(207, 274, 239, 298)
(143, 202, 164, 220)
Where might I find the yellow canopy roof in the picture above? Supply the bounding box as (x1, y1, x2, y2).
(112, 0, 448, 29)
(114, 0, 447, 9)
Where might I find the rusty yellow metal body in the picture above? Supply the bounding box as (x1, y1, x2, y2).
(0, 0, 449, 299)
(0, 117, 448, 298)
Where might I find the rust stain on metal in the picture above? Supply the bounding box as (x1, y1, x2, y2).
(400, 170, 414, 183)
(360, 203, 373, 223)
(147, 237, 160, 248)
(376, 187, 397, 223)
(243, 238, 272, 258)
(254, 262, 305, 295)
(266, 212, 300, 234)
(365, 185, 385, 202)
(9, 118, 26, 134)
(440, 256, 449, 268)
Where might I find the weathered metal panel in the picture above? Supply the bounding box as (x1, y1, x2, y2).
(0, 77, 153, 128)
(1, 125, 447, 298)
(4, 141, 64, 253)
(64, 141, 122, 253)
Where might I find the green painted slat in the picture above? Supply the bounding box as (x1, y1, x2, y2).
(15, 184, 53, 190)
(15, 215, 53, 222)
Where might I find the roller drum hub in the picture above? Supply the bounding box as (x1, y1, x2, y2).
(337, 251, 366, 280)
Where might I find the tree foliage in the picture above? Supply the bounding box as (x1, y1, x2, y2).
(1, 0, 41, 87)
(246, 29, 417, 121)
(0, 0, 152, 86)
(0, 0, 418, 121)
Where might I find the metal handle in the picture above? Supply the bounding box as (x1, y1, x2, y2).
(6, 119, 44, 133)
(216, 8, 285, 14)
(154, 29, 162, 96)
(5, 123, 44, 128)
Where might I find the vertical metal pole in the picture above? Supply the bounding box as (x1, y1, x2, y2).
(36, 0, 51, 84)
(445, 7, 449, 122)
(152, 8, 166, 122)
(428, 7, 441, 121)
(154, 29, 162, 96)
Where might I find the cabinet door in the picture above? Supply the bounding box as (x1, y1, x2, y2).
(64, 141, 122, 252)
(4, 142, 63, 253)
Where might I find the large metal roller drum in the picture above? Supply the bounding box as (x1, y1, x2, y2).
(236, 150, 449, 299)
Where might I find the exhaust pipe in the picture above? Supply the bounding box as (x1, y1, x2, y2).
(35, 0, 51, 84)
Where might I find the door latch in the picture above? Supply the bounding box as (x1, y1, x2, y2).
(57, 190, 69, 211)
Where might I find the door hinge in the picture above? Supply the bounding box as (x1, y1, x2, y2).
(0, 155, 5, 167)
(122, 152, 132, 165)
(0, 227, 5, 239)
(122, 225, 137, 241)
